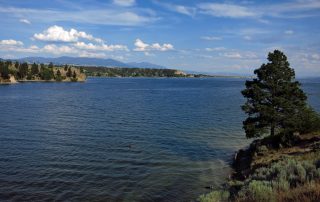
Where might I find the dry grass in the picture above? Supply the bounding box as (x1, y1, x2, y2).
(277, 181, 320, 202)
(251, 132, 320, 169)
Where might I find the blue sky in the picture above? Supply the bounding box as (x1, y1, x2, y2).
(0, 0, 319, 76)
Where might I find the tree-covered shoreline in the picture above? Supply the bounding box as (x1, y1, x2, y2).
(0, 60, 86, 83)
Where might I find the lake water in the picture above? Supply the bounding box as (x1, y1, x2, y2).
(0, 78, 319, 201)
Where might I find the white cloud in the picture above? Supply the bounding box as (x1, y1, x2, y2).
(205, 47, 226, 51)
(153, 0, 196, 16)
(19, 18, 31, 24)
(0, 7, 156, 26)
(74, 42, 128, 51)
(0, 42, 39, 53)
(174, 5, 196, 16)
(222, 51, 258, 59)
(311, 53, 320, 60)
(134, 39, 174, 52)
(285, 30, 294, 35)
(113, 0, 135, 7)
(34, 25, 103, 43)
(153, 1, 196, 16)
(244, 35, 252, 40)
(79, 52, 107, 58)
(43, 44, 78, 55)
(223, 52, 243, 59)
(198, 3, 257, 18)
(0, 39, 23, 46)
(201, 36, 222, 41)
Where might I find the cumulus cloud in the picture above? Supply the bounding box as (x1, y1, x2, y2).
(201, 36, 222, 41)
(0, 39, 24, 46)
(74, 42, 128, 51)
(33, 25, 103, 43)
(134, 39, 174, 52)
(113, 0, 135, 7)
(198, 3, 257, 18)
(0, 41, 39, 53)
(19, 18, 31, 24)
(42, 44, 78, 55)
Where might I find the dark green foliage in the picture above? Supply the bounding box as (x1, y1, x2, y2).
(0, 61, 10, 79)
(66, 67, 72, 77)
(5, 60, 12, 66)
(40, 63, 45, 71)
(55, 69, 62, 81)
(293, 107, 320, 134)
(71, 71, 78, 82)
(48, 62, 54, 69)
(0, 60, 82, 82)
(26, 73, 33, 80)
(80, 67, 84, 73)
(18, 62, 29, 79)
(40, 67, 54, 80)
(72, 70, 77, 79)
(0, 61, 9, 79)
(83, 66, 186, 77)
(31, 63, 39, 75)
(14, 61, 20, 69)
(64, 64, 68, 71)
(242, 50, 317, 139)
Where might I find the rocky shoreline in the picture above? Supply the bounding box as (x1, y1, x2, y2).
(199, 132, 320, 202)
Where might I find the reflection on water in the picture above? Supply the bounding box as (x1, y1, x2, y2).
(0, 78, 319, 201)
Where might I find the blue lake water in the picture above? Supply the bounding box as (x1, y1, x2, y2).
(0, 77, 319, 201)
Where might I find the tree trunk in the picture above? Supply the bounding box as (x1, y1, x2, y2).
(271, 123, 275, 136)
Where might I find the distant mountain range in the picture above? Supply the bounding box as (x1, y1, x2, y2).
(10, 56, 166, 69)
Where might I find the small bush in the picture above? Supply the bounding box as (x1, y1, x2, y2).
(198, 190, 229, 202)
(238, 180, 275, 202)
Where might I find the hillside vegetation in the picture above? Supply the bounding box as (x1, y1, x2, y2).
(0, 60, 85, 83)
(81, 66, 190, 77)
(200, 131, 320, 202)
(199, 50, 320, 202)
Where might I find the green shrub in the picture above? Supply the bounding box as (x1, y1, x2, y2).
(273, 179, 290, 191)
(238, 180, 275, 202)
(70, 77, 78, 82)
(199, 190, 229, 202)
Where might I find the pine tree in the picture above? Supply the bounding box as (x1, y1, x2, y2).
(40, 63, 45, 71)
(15, 61, 20, 69)
(72, 70, 77, 79)
(31, 63, 39, 75)
(19, 62, 29, 79)
(55, 69, 62, 81)
(48, 62, 54, 69)
(0, 61, 10, 79)
(66, 67, 72, 77)
(242, 50, 311, 138)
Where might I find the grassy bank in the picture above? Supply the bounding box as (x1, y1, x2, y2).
(199, 131, 320, 202)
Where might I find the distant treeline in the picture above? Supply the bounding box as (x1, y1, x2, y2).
(0, 60, 84, 82)
(0, 59, 211, 81)
(80, 66, 190, 77)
